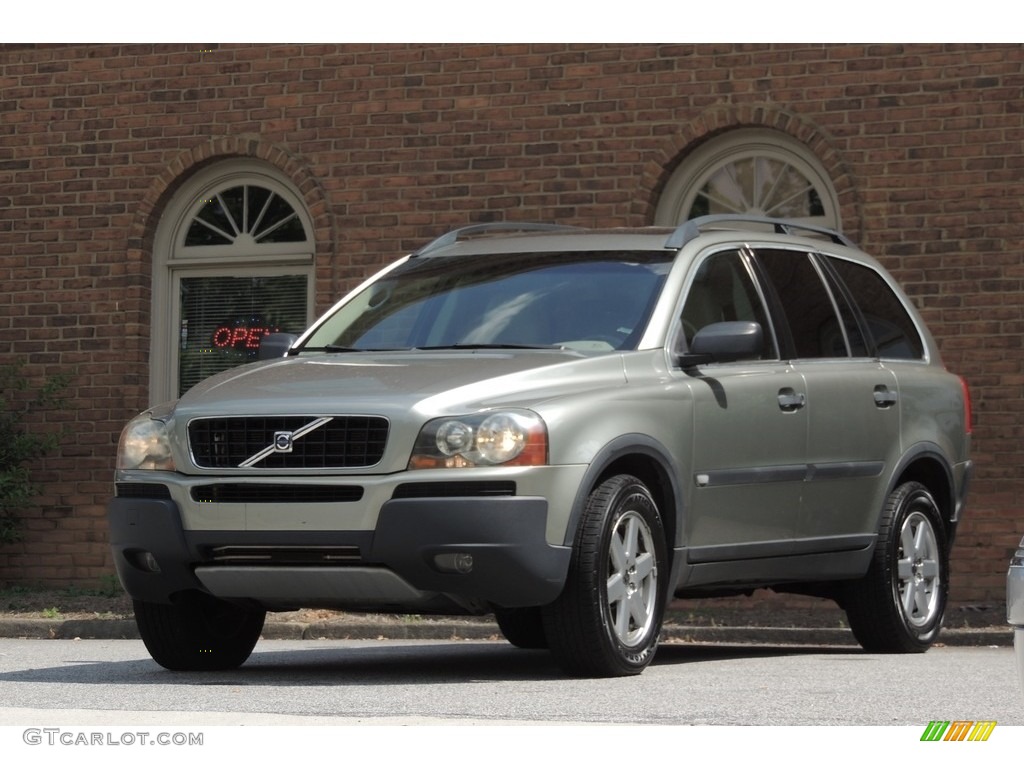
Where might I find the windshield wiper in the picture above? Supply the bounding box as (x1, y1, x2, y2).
(416, 343, 565, 351)
(300, 345, 407, 353)
(300, 343, 565, 354)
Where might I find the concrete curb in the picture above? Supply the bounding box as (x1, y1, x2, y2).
(0, 617, 1012, 647)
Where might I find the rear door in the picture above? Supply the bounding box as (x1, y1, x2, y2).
(752, 248, 901, 550)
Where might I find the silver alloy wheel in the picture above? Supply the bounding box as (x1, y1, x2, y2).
(542, 474, 667, 676)
(606, 508, 658, 647)
(897, 509, 941, 628)
(842, 481, 948, 654)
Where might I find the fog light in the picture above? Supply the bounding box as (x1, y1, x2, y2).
(433, 553, 474, 574)
(128, 550, 161, 573)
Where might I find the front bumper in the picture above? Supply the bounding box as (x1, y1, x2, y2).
(108, 494, 571, 612)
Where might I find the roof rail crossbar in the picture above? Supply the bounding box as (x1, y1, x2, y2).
(664, 214, 855, 250)
(413, 222, 582, 257)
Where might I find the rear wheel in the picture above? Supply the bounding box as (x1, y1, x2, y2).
(134, 592, 266, 671)
(543, 474, 667, 677)
(844, 481, 948, 653)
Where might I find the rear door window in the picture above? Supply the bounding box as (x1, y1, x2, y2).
(753, 248, 849, 359)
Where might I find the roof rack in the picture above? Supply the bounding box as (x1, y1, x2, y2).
(413, 222, 583, 257)
(664, 215, 855, 250)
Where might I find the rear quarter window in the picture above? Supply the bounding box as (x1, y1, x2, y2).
(825, 257, 925, 360)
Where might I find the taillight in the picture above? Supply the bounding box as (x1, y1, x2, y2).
(960, 376, 973, 436)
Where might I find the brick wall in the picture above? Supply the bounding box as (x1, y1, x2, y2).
(0, 43, 1020, 604)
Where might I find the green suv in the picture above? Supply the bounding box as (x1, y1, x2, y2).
(109, 217, 972, 677)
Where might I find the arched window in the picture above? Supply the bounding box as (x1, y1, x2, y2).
(150, 160, 316, 404)
(655, 128, 840, 229)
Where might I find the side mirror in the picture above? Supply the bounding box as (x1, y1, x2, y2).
(258, 332, 300, 360)
(675, 321, 763, 368)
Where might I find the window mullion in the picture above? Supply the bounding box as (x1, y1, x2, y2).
(254, 211, 298, 243)
(250, 191, 274, 237)
(216, 192, 242, 236)
(242, 185, 249, 235)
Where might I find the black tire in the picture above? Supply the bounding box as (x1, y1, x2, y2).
(843, 481, 948, 653)
(494, 606, 548, 649)
(134, 592, 266, 671)
(542, 474, 668, 677)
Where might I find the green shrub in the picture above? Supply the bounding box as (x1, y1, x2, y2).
(0, 365, 69, 545)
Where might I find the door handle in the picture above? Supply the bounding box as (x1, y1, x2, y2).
(778, 388, 806, 412)
(873, 385, 898, 408)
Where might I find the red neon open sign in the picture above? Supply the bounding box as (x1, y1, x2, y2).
(212, 326, 279, 350)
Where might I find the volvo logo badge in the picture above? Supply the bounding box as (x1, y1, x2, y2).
(238, 417, 334, 467)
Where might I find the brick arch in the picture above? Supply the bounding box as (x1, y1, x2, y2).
(119, 136, 335, 411)
(635, 103, 863, 242)
(127, 135, 333, 261)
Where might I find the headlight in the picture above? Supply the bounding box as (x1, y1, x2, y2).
(116, 412, 176, 471)
(409, 410, 547, 469)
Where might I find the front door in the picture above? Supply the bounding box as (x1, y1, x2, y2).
(676, 248, 806, 562)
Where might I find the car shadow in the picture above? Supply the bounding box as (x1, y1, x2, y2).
(0, 639, 863, 687)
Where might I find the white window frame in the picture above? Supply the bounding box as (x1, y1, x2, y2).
(150, 160, 316, 405)
(654, 128, 841, 229)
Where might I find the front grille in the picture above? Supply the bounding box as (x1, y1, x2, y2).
(205, 545, 362, 565)
(191, 484, 364, 504)
(189, 415, 389, 469)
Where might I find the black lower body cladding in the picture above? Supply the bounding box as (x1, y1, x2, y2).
(107, 495, 570, 610)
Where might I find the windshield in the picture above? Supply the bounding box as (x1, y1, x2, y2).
(302, 250, 673, 354)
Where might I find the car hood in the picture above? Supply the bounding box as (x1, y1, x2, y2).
(173, 349, 629, 419)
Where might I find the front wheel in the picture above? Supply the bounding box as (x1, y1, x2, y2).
(543, 474, 668, 677)
(843, 481, 948, 653)
(134, 592, 266, 671)
(494, 606, 548, 649)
